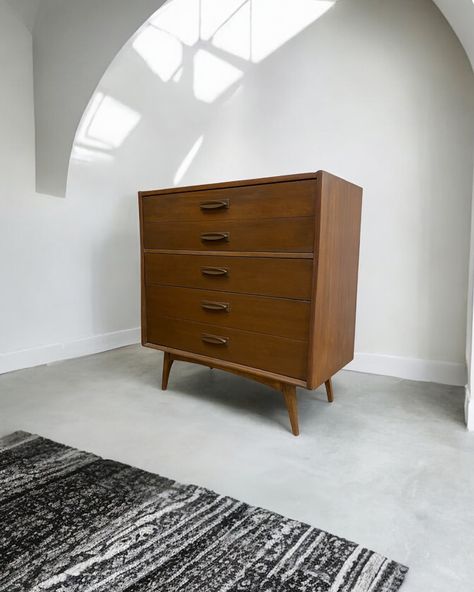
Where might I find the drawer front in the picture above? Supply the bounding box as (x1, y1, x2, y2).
(146, 285, 310, 341)
(143, 217, 314, 253)
(142, 180, 315, 222)
(146, 317, 307, 379)
(144, 253, 313, 300)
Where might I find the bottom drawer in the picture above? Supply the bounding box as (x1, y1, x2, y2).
(147, 317, 307, 380)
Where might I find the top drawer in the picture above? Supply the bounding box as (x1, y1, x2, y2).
(141, 180, 315, 222)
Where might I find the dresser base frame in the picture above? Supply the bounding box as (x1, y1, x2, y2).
(160, 350, 334, 436)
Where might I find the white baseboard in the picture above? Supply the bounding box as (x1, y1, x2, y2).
(466, 387, 474, 431)
(0, 334, 467, 390)
(346, 352, 466, 387)
(0, 328, 141, 375)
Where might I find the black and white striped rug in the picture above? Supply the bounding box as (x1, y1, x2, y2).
(0, 431, 407, 591)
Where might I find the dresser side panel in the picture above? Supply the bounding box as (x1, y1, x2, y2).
(308, 171, 362, 388)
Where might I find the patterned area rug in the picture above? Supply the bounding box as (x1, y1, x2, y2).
(0, 431, 408, 591)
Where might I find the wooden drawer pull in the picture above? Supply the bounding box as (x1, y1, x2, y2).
(202, 333, 228, 346)
(201, 232, 230, 242)
(200, 200, 229, 210)
(201, 267, 229, 277)
(201, 300, 230, 312)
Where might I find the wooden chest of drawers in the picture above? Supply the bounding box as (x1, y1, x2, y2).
(139, 171, 362, 435)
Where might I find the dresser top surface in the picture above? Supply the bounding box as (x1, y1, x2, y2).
(139, 172, 321, 198)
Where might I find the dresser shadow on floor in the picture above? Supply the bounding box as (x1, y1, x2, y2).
(162, 362, 330, 432)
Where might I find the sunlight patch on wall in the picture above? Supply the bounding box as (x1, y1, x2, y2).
(72, 92, 141, 163)
(77, 93, 141, 151)
(150, 0, 199, 46)
(251, 0, 335, 62)
(174, 135, 204, 184)
(133, 26, 183, 81)
(194, 49, 243, 103)
(70, 146, 114, 164)
(200, 0, 247, 41)
(134, 0, 336, 104)
(211, 1, 251, 60)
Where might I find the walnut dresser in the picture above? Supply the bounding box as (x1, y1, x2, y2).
(138, 171, 362, 436)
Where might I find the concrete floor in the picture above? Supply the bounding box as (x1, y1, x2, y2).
(0, 345, 473, 591)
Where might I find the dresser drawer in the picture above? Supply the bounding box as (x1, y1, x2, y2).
(146, 317, 307, 379)
(144, 253, 313, 300)
(146, 285, 310, 341)
(143, 216, 313, 253)
(141, 180, 315, 222)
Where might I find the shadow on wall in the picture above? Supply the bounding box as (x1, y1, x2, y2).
(71, 0, 337, 184)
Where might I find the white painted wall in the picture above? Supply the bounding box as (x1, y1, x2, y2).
(0, 1, 139, 374)
(33, 0, 165, 197)
(465, 164, 474, 428)
(433, 0, 474, 71)
(431, 1, 474, 425)
(1, 0, 473, 388)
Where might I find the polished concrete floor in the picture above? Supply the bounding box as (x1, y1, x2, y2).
(0, 345, 473, 591)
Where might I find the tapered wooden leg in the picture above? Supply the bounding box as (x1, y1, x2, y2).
(325, 378, 334, 403)
(161, 352, 174, 390)
(282, 384, 299, 436)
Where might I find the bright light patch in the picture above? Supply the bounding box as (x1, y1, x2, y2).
(76, 93, 141, 151)
(174, 136, 204, 184)
(150, 0, 199, 46)
(193, 49, 243, 103)
(70, 145, 114, 164)
(212, 1, 251, 60)
(200, 0, 247, 40)
(251, 0, 335, 62)
(133, 26, 183, 82)
(86, 95, 141, 149)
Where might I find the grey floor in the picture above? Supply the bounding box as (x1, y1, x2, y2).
(0, 345, 473, 591)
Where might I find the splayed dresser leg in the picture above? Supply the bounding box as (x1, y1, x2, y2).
(161, 352, 174, 390)
(282, 384, 299, 436)
(325, 378, 334, 403)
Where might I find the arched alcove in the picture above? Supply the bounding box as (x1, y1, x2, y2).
(65, 0, 474, 384)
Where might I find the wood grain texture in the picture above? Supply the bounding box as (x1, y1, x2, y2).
(144, 252, 313, 300)
(144, 250, 313, 259)
(140, 172, 318, 197)
(147, 316, 308, 380)
(143, 216, 314, 252)
(282, 384, 299, 436)
(146, 285, 310, 341)
(161, 352, 174, 390)
(138, 192, 147, 346)
(147, 343, 307, 387)
(139, 170, 362, 435)
(142, 180, 315, 222)
(307, 171, 362, 389)
(325, 378, 334, 403)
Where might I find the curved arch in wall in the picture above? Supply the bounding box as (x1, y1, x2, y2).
(34, 0, 166, 197)
(66, 0, 474, 387)
(34, 0, 474, 198)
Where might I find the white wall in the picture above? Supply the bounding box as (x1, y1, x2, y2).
(33, 0, 165, 197)
(0, 1, 139, 374)
(1, 0, 474, 387)
(433, 0, 474, 71)
(435, 0, 474, 425)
